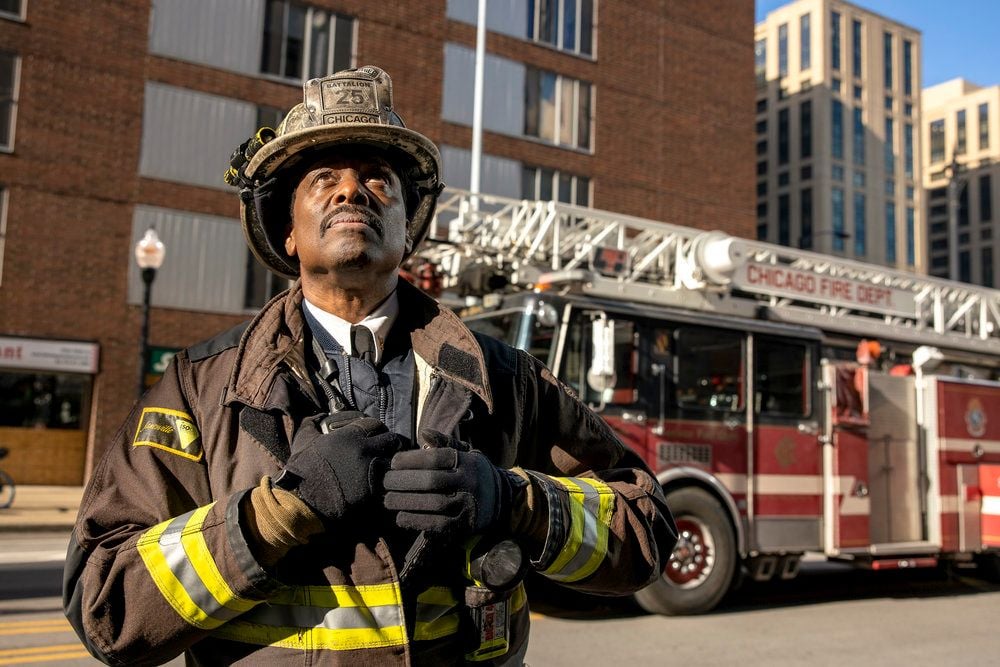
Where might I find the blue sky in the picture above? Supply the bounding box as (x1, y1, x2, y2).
(755, 1, 1000, 88)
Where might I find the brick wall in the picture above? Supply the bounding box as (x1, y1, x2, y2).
(0, 0, 755, 480)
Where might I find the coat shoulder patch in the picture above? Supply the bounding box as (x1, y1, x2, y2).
(132, 407, 203, 461)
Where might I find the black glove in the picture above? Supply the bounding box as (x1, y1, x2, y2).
(383, 428, 516, 541)
(277, 412, 402, 526)
(223, 126, 276, 189)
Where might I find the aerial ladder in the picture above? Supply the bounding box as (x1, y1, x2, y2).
(414, 188, 1000, 357)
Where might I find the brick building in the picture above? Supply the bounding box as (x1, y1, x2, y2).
(0, 0, 754, 484)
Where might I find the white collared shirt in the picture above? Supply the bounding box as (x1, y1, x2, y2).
(303, 291, 399, 364)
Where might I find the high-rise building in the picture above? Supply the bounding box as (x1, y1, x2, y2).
(0, 0, 754, 483)
(922, 79, 999, 285)
(754, 0, 923, 271)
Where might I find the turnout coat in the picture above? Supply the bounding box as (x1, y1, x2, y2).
(64, 280, 676, 665)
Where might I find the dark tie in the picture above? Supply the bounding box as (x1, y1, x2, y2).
(351, 325, 376, 365)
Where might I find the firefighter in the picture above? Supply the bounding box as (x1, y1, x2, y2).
(64, 66, 676, 665)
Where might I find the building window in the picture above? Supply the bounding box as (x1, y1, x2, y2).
(522, 166, 590, 206)
(854, 193, 866, 256)
(0, 51, 19, 151)
(929, 119, 946, 163)
(756, 139, 767, 156)
(831, 11, 841, 72)
(903, 39, 913, 96)
(757, 160, 768, 176)
(0, 0, 23, 20)
(956, 109, 967, 155)
(757, 180, 767, 196)
(931, 221, 946, 234)
(831, 164, 844, 182)
(885, 95, 893, 112)
(757, 223, 768, 240)
(778, 171, 790, 187)
(983, 248, 994, 287)
(756, 98, 768, 114)
(983, 227, 993, 241)
(261, 1, 355, 81)
(757, 202, 768, 218)
(886, 179, 895, 196)
(755, 38, 767, 87)
(959, 250, 971, 283)
(906, 206, 915, 265)
(800, 187, 813, 249)
(832, 77, 841, 93)
(528, 0, 594, 56)
(886, 202, 897, 263)
(980, 103, 990, 150)
(778, 108, 789, 165)
(244, 252, 288, 309)
(853, 107, 864, 166)
(981, 174, 993, 222)
(906, 185, 914, 200)
(800, 13, 811, 71)
(853, 170, 865, 188)
(801, 164, 812, 181)
(904, 123, 914, 177)
(777, 23, 788, 77)
(524, 67, 592, 150)
(756, 119, 767, 134)
(904, 102, 913, 117)
(851, 19, 862, 77)
(800, 100, 812, 158)
(853, 85, 862, 101)
(832, 99, 844, 160)
(832, 188, 846, 252)
(885, 117, 895, 173)
(778, 194, 790, 246)
(960, 183, 970, 226)
(883, 32, 893, 89)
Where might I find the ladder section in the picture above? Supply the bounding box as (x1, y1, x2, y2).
(419, 188, 1000, 353)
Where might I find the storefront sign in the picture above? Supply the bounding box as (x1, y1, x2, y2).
(147, 347, 181, 377)
(0, 337, 100, 374)
(733, 262, 916, 317)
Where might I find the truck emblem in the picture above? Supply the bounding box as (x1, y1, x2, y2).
(775, 436, 796, 468)
(965, 399, 987, 438)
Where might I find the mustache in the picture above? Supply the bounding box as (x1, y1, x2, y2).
(320, 205, 383, 237)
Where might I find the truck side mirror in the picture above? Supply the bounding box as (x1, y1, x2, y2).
(588, 315, 617, 395)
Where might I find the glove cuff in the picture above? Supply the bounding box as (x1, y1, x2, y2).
(244, 476, 324, 567)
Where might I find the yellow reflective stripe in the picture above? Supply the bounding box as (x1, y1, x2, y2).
(416, 586, 457, 607)
(137, 516, 223, 630)
(511, 582, 527, 613)
(541, 476, 615, 583)
(212, 582, 409, 650)
(179, 504, 256, 614)
(565, 478, 615, 582)
(414, 613, 460, 641)
(213, 621, 408, 651)
(414, 585, 460, 641)
(269, 583, 401, 608)
(467, 638, 509, 661)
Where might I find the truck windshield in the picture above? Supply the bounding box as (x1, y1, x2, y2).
(465, 308, 556, 366)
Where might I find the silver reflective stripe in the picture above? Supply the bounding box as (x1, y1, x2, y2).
(157, 512, 243, 622)
(242, 601, 403, 631)
(546, 482, 602, 581)
(416, 601, 456, 623)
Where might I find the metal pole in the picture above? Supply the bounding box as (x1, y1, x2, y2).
(138, 267, 156, 397)
(470, 0, 487, 199)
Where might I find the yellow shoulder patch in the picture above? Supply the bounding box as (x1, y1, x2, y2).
(133, 407, 203, 462)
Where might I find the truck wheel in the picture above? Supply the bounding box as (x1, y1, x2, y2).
(634, 486, 737, 615)
(974, 552, 1000, 583)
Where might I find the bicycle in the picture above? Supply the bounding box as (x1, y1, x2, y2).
(0, 447, 15, 509)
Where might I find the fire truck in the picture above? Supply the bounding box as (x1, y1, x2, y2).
(408, 188, 1000, 615)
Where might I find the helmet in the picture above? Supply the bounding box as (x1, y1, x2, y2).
(238, 66, 443, 279)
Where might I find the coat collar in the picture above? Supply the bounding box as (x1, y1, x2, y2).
(226, 278, 494, 414)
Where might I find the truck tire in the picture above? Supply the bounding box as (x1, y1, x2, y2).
(634, 486, 737, 615)
(974, 552, 1000, 583)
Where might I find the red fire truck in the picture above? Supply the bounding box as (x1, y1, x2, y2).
(411, 189, 1000, 615)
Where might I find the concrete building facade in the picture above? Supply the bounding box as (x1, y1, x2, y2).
(922, 78, 999, 285)
(754, 0, 923, 271)
(0, 0, 754, 483)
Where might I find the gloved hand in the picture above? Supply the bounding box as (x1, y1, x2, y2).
(223, 127, 276, 190)
(383, 428, 517, 542)
(278, 411, 402, 527)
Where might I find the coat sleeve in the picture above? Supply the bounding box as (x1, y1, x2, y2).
(515, 351, 678, 595)
(63, 352, 279, 666)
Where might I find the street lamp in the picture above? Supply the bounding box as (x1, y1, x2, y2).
(134, 228, 166, 396)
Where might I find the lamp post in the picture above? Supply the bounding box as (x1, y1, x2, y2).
(134, 228, 165, 396)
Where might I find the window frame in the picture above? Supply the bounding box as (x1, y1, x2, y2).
(522, 165, 591, 206)
(0, 50, 21, 152)
(523, 66, 594, 152)
(0, 0, 25, 22)
(753, 336, 814, 421)
(527, 0, 596, 58)
(259, 0, 356, 83)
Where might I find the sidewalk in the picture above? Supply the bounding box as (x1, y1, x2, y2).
(0, 485, 84, 532)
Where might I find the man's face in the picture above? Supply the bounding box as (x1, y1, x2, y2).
(285, 149, 410, 279)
